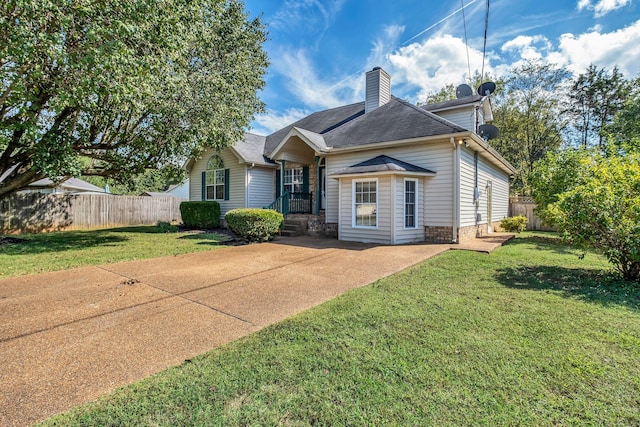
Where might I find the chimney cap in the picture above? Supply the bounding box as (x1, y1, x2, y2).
(371, 66, 382, 71)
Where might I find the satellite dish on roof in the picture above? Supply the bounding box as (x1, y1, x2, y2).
(456, 84, 473, 98)
(477, 81, 497, 96)
(478, 124, 499, 141)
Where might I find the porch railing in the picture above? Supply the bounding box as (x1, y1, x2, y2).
(288, 192, 312, 214)
(264, 192, 312, 215)
(265, 191, 290, 215)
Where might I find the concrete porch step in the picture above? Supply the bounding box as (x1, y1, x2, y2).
(281, 219, 305, 237)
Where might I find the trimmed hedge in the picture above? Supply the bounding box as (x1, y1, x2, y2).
(225, 208, 283, 242)
(500, 215, 528, 233)
(180, 201, 220, 229)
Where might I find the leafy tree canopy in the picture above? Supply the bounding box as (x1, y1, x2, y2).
(490, 60, 570, 194)
(0, 0, 268, 198)
(566, 65, 631, 150)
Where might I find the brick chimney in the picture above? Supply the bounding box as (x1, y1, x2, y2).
(365, 67, 391, 114)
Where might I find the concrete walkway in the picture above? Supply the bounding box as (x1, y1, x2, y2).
(0, 234, 512, 426)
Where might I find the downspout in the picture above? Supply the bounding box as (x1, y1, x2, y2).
(246, 163, 255, 208)
(450, 137, 459, 243)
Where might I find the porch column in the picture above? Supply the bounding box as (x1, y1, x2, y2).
(315, 156, 321, 215)
(280, 160, 286, 197)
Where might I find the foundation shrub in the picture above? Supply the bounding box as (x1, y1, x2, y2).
(225, 208, 283, 242)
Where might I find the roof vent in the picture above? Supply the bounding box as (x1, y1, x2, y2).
(365, 67, 391, 114)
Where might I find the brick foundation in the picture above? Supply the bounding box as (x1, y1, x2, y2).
(424, 226, 454, 243)
(308, 217, 338, 238)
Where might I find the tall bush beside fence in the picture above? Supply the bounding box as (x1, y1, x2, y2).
(509, 196, 555, 231)
(180, 201, 220, 229)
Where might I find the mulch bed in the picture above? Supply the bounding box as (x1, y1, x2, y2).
(0, 236, 27, 246)
(178, 227, 248, 246)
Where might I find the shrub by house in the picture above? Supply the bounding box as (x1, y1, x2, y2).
(180, 201, 220, 229)
(225, 209, 283, 242)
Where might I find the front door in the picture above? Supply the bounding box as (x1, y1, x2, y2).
(486, 181, 493, 233)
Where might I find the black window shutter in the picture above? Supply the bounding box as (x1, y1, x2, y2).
(224, 168, 230, 200)
(276, 170, 281, 197)
(302, 166, 309, 193)
(201, 171, 206, 200)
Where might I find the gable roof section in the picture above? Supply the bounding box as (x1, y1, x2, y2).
(331, 155, 436, 177)
(29, 177, 106, 193)
(268, 127, 330, 159)
(228, 132, 275, 166)
(321, 97, 467, 149)
(264, 102, 365, 154)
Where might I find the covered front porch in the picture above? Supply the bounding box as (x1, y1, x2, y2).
(265, 127, 328, 216)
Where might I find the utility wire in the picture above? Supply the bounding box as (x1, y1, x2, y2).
(480, 0, 490, 83)
(460, 0, 472, 82)
(402, 0, 480, 45)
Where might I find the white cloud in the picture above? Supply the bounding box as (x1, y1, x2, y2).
(501, 35, 552, 61)
(557, 19, 640, 75)
(252, 108, 310, 135)
(576, 0, 632, 17)
(271, 48, 361, 110)
(388, 34, 489, 102)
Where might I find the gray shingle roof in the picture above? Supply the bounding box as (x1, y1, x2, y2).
(264, 102, 365, 153)
(331, 155, 436, 176)
(321, 97, 466, 149)
(231, 133, 274, 166)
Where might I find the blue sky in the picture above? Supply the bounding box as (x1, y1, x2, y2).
(242, 0, 640, 135)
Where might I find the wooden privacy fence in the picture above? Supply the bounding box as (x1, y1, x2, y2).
(0, 193, 186, 234)
(509, 196, 555, 231)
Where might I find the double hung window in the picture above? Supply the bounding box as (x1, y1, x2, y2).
(353, 179, 377, 227)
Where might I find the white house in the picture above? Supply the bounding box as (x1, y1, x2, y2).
(186, 67, 516, 245)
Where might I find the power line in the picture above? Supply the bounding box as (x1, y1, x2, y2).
(481, 0, 490, 82)
(460, 0, 472, 82)
(402, 0, 480, 45)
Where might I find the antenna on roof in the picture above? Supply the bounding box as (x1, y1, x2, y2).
(456, 84, 473, 98)
(478, 124, 499, 141)
(477, 81, 496, 96)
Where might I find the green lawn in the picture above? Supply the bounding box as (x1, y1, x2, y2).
(0, 226, 229, 278)
(40, 233, 640, 426)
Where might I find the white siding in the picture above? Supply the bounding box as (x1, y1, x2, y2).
(339, 176, 392, 244)
(459, 147, 477, 227)
(394, 177, 424, 244)
(479, 157, 510, 223)
(434, 109, 476, 131)
(247, 167, 275, 208)
(326, 142, 454, 229)
(458, 147, 510, 227)
(188, 148, 247, 218)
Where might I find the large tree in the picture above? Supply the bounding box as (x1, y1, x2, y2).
(490, 60, 570, 194)
(566, 65, 630, 150)
(0, 0, 268, 198)
(603, 76, 640, 155)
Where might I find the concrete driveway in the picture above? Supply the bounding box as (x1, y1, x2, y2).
(0, 234, 510, 426)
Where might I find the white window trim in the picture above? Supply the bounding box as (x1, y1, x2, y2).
(205, 156, 225, 201)
(284, 167, 304, 194)
(352, 178, 378, 229)
(404, 178, 418, 229)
